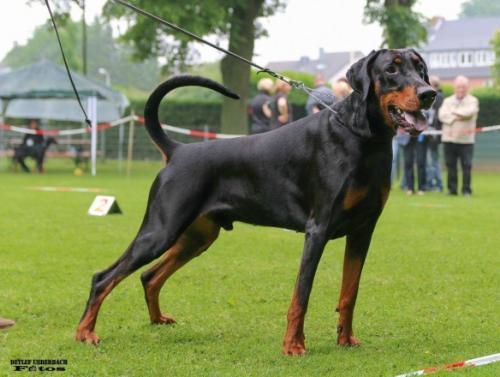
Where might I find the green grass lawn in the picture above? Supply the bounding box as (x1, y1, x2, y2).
(0, 159, 499, 376)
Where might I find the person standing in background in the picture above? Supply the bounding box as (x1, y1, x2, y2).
(249, 78, 273, 134)
(305, 74, 335, 115)
(269, 80, 293, 129)
(332, 78, 352, 102)
(438, 75, 479, 196)
(402, 130, 427, 195)
(425, 76, 444, 192)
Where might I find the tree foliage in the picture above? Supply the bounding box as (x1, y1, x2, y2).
(27, 0, 77, 15)
(460, 0, 500, 18)
(26, 1, 287, 133)
(364, 0, 427, 48)
(103, 0, 285, 72)
(2, 18, 160, 91)
(103, 0, 286, 133)
(492, 31, 500, 87)
(4, 19, 82, 71)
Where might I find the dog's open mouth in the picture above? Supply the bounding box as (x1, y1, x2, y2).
(388, 105, 427, 135)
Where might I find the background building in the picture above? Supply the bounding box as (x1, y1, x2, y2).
(267, 49, 364, 84)
(419, 16, 500, 87)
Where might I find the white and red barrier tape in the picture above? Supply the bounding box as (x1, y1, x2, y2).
(1, 115, 499, 140)
(133, 116, 239, 139)
(395, 352, 500, 377)
(423, 125, 500, 135)
(0, 115, 136, 136)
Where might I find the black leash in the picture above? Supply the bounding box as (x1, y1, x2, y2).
(112, 0, 337, 114)
(44, 0, 92, 127)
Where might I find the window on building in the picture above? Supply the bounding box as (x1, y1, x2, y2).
(475, 51, 484, 66)
(458, 51, 473, 67)
(449, 52, 457, 67)
(429, 53, 439, 68)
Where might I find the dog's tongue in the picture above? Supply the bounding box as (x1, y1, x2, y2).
(403, 110, 427, 132)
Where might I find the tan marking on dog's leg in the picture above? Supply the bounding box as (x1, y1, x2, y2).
(75, 276, 125, 345)
(336, 242, 365, 347)
(283, 289, 306, 355)
(336, 257, 363, 346)
(343, 186, 369, 210)
(142, 216, 220, 324)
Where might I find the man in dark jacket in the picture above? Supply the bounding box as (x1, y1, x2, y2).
(249, 78, 273, 134)
(426, 76, 444, 191)
(305, 74, 335, 115)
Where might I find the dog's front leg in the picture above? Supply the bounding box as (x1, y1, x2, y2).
(336, 228, 374, 346)
(283, 219, 327, 355)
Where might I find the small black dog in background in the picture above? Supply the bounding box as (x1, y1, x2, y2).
(13, 137, 57, 173)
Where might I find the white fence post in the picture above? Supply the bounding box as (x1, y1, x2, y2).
(87, 96, 98, 176)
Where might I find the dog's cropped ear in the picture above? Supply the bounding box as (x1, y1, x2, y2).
(409, 49, 430, 84)
(346, 50, 380, 101)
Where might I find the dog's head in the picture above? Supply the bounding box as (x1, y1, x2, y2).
(45, 137, 58, 147)
(346, 49, 435, 137)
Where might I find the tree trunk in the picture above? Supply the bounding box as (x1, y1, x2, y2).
(220, 0, 263, 134)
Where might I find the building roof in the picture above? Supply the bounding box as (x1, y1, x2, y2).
(424, 17, 500, 51)
(267, 50, 364, 80)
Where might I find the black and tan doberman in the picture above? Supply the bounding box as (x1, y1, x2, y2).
(76, 48, 435, 355)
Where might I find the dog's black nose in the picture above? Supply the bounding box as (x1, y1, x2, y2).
(417, 87, 437, 109)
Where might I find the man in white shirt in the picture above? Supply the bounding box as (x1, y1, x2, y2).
(438, 76, 479, 196)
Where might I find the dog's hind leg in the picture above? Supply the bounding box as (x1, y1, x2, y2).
(140, 215, 220, 324)
(75, 198, 198, 345)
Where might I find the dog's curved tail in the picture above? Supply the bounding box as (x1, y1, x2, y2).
(144, 75, 240, 161)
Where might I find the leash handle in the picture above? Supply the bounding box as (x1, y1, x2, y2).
(112, 0, 337, 115)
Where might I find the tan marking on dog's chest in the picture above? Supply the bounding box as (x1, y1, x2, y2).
(343, 187, 369, 210)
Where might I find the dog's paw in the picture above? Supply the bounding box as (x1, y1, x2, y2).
(283, 339, 307, 356)
(151, 315, 176, 325)
(75, 329, 100, 345)
(337, 335, 361, 347)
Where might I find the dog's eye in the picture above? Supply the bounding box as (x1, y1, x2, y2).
(385, 65, 397, 75)
(417, 64, 426, 78)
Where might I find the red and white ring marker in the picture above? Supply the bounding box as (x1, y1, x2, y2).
(395, 353, 500, 377)
(2, 116, 499, 140)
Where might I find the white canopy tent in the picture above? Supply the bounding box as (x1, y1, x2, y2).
(0, 60, 129, 175)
